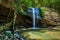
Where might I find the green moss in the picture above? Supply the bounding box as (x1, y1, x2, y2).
(40, 7, 46, 17)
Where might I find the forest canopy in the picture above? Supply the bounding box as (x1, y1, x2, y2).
(12, 0, 60, 15)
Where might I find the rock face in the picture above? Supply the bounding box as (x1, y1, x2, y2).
(0, 4, 13, 31)
(0, 4, 13, 25)
(0, 5, 60, 29)
(43, 7, 60, 26)
(15, 14, 33, 28)
(0, 0, 12, 8)
(14, 7, 60, 28)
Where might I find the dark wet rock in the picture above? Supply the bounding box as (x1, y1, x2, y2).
(0, 4, 13, 24)
(15, 14, 33, 28)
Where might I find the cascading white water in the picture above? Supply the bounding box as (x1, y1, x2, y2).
(28, 8, 40, 29)
(32, 8, 35, 28)
(32, 8, 40, 29)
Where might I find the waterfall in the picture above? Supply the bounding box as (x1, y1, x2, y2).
(32, 8, 40, 29)
(28, 8, 40, 29)
(32, 8, 35, 28)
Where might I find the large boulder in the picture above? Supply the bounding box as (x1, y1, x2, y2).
(42, 7, 60, 26)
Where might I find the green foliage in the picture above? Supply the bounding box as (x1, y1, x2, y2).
(12, 0, 33, 15)
(12, 0, 60, 15)
(40, 0, 60, 12)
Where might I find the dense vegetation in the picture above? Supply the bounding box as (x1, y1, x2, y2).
(12, 0, 60, 15)
(0, 0, 60, 30)
(0, 0, 60, 40)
